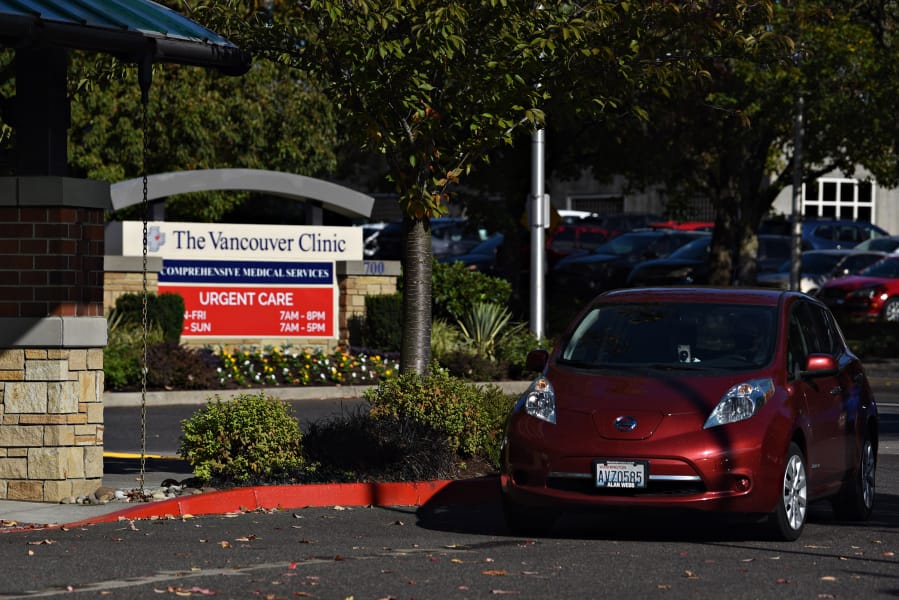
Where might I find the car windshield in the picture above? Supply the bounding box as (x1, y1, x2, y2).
(666, 236, 710, 260)
(859, 257, 899, 278)
(592, 233, 660, 257)
(860, 238, 899, 252)
(559, 302, 777, 371)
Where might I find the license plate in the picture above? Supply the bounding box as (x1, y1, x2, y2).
(594, 460, 648, 489)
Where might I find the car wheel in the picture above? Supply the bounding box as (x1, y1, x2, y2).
(832, 430, 876, 521)
(767, 442, 808, 541)
(882, 298, 899, 322)
(501, 494, 557, 537)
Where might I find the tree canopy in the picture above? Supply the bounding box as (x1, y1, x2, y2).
(196, 0, 774, 373)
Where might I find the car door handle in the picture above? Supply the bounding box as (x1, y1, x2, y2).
(830, 386, 843, 395)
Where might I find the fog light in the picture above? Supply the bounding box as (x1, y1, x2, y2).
(733, 475, 751, 492)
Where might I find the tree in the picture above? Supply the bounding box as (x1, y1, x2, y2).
(66, 53, 340, 222)
(568, 1, 899, 285)
(199, 0, 772, 374)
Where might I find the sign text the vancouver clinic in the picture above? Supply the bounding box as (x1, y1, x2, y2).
(106, 222, 364, 339)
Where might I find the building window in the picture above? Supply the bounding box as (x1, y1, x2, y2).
(802, 177, 875, 222)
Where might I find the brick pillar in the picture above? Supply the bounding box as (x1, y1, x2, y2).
(0, 177, 109, 502)
(336, 260, 401, 343)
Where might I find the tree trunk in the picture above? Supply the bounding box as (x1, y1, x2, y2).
(400, 215, 433, 375)
(708, 203, 736, 286)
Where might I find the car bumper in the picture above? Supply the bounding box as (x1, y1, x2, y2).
(501, 413, 787, 515)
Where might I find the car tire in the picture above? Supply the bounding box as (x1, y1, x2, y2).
(832, 429, 876, 521)
(767, 442, 808, 541)
(501, 494, 557, 537)
(882, 298, 899, 322)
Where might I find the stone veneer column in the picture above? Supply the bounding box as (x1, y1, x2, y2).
(0, 177, 109, 502)
(336, 260, 401, 343)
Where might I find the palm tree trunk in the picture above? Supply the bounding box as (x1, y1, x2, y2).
(400, 215, 433, 374)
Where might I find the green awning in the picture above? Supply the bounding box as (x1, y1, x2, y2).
(0, 0, 250, 74)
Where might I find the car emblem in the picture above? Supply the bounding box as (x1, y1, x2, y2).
(614, 416, 638, 432)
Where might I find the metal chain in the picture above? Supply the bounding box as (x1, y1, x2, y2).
(139, 66, 151, 494)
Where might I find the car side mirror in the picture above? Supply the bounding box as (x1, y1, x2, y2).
(799, 353, 839, 378)
(525, 349, 549, 372)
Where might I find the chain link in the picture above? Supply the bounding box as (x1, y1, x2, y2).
(139, 78, 150, 494)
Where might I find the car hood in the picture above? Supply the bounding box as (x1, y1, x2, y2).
(543, 367, 751, 440)
(822, 275, 888, 291)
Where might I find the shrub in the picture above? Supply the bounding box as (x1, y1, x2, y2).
(457, 302, 525, 361)
(179, 392, 304, 484)
(112, 292, 185, 343)
(146, 343, 220, 390)
(364, 363, 495, 457)
(301, 408, 457, 482)
(103, 317, 166, 390)
(439, 349, 509, 381)
(496, 329, 554, 380)
(431, 259, 512, 322)
(478, 384, 517, 469)
(430, 318, 463, 362)
(362, 294, 404, 352)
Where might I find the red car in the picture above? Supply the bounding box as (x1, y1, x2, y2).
(501, 287, 878, 541)
(816, 255, 899, 321)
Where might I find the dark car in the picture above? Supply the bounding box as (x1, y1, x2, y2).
(438, 232, 505, 273)
(761, 218, 889, 250)
(853, 235, 899, 253)
(501, 287, 878, 540)
(625, 235, 808, 287)
(817, 255, 899, 321)
(757, 249, 887, 295)
(373, 218, 492, 260)
(548, 230, 707, 301)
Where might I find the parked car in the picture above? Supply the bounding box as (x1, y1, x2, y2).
(853, 235, 899, 253)
(648, 219, 714, 231)
(437, 232, 505, 273)
(625, 234, 802, 287)
(582, 212, 663, 239)
(501, 287, 878, 540)
(546, 223, 609, 268)
(373, 218, 493, 260)
(549, 229, 706, 301)
(761, 218, 889, 250)
(816, 255, 899, 321)
(757, 249, 887, 295)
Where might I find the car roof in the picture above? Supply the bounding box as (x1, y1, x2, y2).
(598, 286, 794, 307)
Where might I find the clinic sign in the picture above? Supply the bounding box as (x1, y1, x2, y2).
(106, 222, 364, 339)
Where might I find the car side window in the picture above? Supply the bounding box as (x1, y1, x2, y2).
(787, 312, 808, 380)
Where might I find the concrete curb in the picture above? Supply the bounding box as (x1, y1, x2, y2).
(103, 381, 532, 407)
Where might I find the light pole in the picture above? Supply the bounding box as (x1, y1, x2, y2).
(529, 126, 546, 339)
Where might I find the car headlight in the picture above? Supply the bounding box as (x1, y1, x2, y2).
(847, 285, 885, 301)
(703, 378, 774, 429)
(523, 376, 556, 424)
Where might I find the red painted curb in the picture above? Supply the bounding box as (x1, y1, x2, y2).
(60, 476, 500, 528)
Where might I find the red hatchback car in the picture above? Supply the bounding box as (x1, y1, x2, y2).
(816, 255, 899, 322)
(501, 287, 878, 541)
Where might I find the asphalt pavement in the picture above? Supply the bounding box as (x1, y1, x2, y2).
(1, 368, 896, 532)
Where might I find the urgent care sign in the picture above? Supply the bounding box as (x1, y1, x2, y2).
(106, 222, 364, 339)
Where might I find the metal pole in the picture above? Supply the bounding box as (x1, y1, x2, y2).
(530, 127, 546, 339)
(790, 96, 803, 292)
